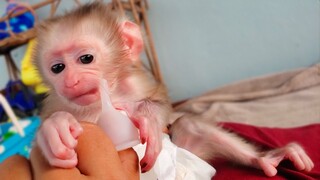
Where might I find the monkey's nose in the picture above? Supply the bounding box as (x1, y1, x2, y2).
(64, 76, 80, 88)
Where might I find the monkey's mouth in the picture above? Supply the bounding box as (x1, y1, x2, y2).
(70, 88, 99, 106)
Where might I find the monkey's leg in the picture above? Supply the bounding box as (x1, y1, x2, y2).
(170, 117, 259, 167)
(170, 116, 314, 177)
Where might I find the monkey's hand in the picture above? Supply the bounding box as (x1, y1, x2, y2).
(115, 102, 162, 173)
(36, 111, 83, 168)
(255, 143, 314, 177)
(131, 114, 162, 173)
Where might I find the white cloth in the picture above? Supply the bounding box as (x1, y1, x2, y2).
(133, 134, 216, 180)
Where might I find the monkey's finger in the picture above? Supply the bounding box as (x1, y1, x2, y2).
(140, 139, 158, 173)
(257, 157, 278, 177)
(56, 120, 79, 149)
(306, 154, 314, 171)
(114, 101, 145, 121)
(113, 102, 136, 116)
(300, 154, 314, 172)
(293, 144, 314, 171)
(64, 112, 83, 137)
(298, 149, 314, 172)
(37, 132, 78, 168)
(287, 149, 305, 171)
(47, 152, 78, 168)
(46, 125, 76, 160)
(70, 121, 83, 139)
(141, 123, 161, 172)
(132, 116, 148, 144)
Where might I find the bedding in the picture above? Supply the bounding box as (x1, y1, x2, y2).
(213, 122, 320, 179)
(171, 64, 320, 179)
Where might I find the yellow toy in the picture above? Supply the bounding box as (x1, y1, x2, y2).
(21, 38, 48, 94)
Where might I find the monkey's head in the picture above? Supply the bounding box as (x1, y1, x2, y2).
(34, 2, 144, 107)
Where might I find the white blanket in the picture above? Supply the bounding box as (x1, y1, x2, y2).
(134, 134, 216, 180)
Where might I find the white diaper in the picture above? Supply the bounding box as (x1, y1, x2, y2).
(133, 134, 216, 180)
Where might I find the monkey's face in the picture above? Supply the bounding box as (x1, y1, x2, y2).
(41, 35, 107, 106)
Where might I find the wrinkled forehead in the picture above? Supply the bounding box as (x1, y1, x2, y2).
(48, 19, 100, 44)
(40, 19, 106, 55)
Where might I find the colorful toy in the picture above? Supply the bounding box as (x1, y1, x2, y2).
(0, 1, 35, 40)
(3, 80, 37, 118)
(21, 38, 49, 94)
(0, 116, 40, 162)
(0, 93, 40, 162)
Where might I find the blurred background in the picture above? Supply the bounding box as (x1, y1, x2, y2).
(0, 0, 319, 102)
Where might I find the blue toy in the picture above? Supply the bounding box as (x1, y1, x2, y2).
(0, 92, 40, 162)
(0, 1, 35, 40)
(0, 116, 40, 162)
(0, 80, 37, 122)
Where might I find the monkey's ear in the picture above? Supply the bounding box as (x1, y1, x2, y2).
(120, 21, 144, 61)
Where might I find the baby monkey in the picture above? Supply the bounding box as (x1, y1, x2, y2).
(34, 2, 171, 173)
(33, 1, 314, 177)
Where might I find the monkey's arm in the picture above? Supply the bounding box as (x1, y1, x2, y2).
(131, 99, 171, 173)
(115, 79, 172, 172)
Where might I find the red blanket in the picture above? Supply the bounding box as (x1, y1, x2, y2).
(210, 123, 320, 180)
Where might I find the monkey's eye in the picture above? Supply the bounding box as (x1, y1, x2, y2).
(51, 63, 65, 74)
(79, 54, 94, 64)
